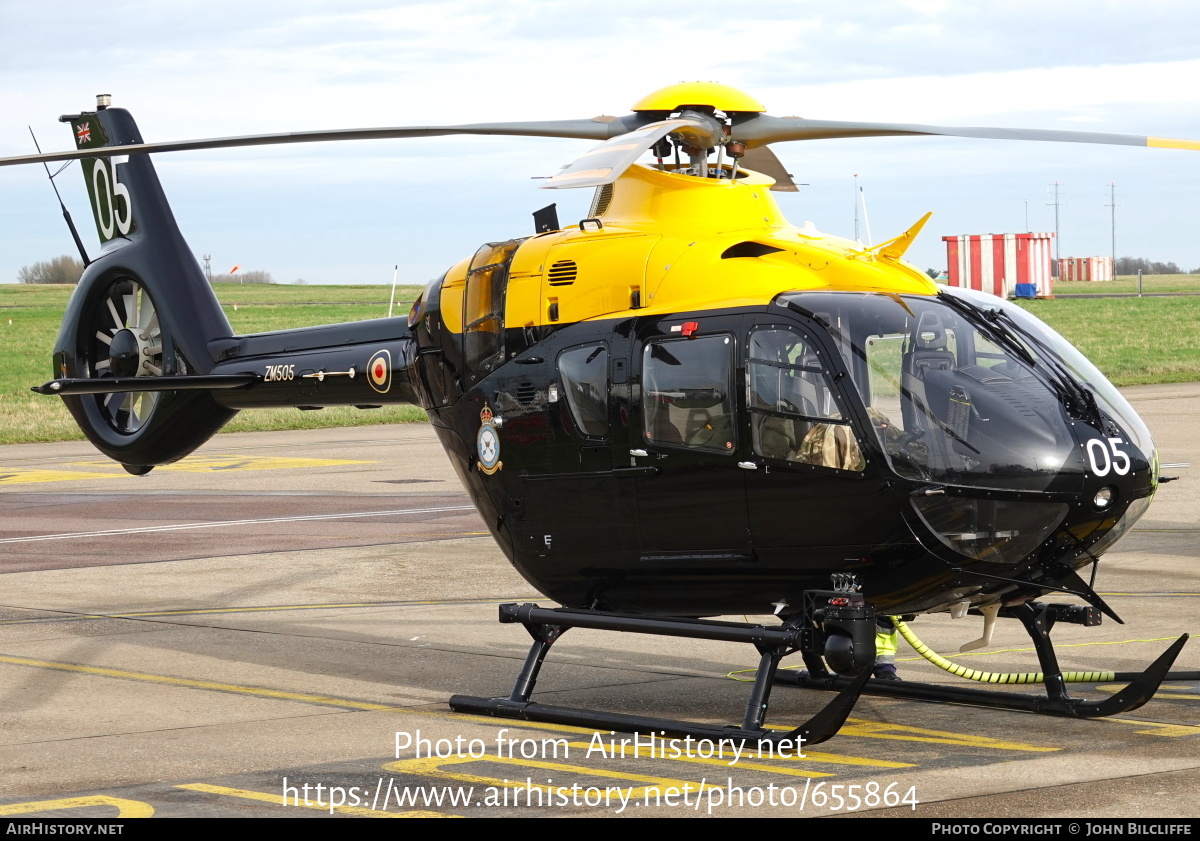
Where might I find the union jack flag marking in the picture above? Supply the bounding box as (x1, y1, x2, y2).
(75, 123, 91, 146)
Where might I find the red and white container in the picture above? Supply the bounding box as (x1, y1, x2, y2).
(1060, 256, 1113, 282)
(942, 233, 1055, 298)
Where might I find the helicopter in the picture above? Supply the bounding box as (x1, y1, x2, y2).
(2, 81, 1195, 746)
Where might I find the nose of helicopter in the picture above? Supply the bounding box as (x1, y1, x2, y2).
(901, 416, 1156, 587)
(1068, 431, 1156, 559)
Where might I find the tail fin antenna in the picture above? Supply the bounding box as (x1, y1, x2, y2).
(29, 127, 90, 266)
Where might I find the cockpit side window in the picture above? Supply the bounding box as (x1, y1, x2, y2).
(783, 291, 1081, 492)
(463, 239, 522, 387)
(747, 326, 864, 471)
(643, 335, 736, 453)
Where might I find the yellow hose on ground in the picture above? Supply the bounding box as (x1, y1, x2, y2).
(894, 619, 1115, 684)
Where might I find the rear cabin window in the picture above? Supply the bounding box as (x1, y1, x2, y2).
(559, 345, 609, 437)
(643, 336, 735, 453)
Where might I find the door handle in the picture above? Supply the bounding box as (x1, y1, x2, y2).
(738, 461, 758, 470)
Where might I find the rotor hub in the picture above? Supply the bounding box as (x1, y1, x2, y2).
(631, 82, 766, 115)
(108, 329, 141, 377)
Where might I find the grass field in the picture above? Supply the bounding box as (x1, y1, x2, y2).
(1, 280, 1197, 444)
(1053, 273, 1200, 295)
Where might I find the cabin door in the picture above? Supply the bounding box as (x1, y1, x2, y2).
(740, 318, 897, 572)
(632, 317, 751, 561)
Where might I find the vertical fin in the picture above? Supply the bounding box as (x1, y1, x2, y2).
(56, 103, 233, 374)
(873, 211, 933, 260)
(66, 110, 138, 244)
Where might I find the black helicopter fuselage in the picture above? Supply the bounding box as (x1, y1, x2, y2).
(191, 265, 1157, 621)
(389, 292, 1153, 619)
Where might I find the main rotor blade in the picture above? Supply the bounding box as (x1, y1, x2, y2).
(8, 106, 1198, 171)
(735, 114, 1200, 151)
(541, 117, 721, 189)
(0, 117, 639, 168)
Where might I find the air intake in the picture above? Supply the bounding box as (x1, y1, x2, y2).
(722, 241, 786, 259)
(588, 183, 614, 217)
(548, 260, 578, 286)
(516, 382, 537, 404)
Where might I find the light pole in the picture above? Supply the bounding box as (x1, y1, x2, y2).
(1046, 182, 1062, 277)
(1104, 182, 1117, 280)
(853, 174, 859, 243)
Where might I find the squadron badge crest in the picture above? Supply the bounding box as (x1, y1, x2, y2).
(476, 404, 502, 475)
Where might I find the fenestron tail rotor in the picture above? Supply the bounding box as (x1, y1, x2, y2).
(4, 82, 1197, 193)
(90, 278, 164, 433)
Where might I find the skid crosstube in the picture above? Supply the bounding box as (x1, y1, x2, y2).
(449, 603, 872, 746)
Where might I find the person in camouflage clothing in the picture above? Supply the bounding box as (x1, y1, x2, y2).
(795, 407, 902, 471)
(797, 421, 866, 471)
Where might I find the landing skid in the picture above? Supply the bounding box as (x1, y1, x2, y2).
(450, 603, 871, 746)
(777, 602, 1190, 718)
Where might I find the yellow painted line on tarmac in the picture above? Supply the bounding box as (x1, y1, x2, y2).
(177, 783, 448, 817)
(1097, 684, 1200, 702)
(836, 718, 1057, 752)
(562, 740, 833, 777)
(434, 715, 911, 771)
(561, 739, 908, 772)
(1108, 718, 1200, 738)
(0, 795, 154, 817)
(385, 754, 719, 799)
(0, 653, 405, 711)
(0, 468, 126, 485)
(0, 456, 376, 485)
(763, 749, 911, 770)
(69, 455, 375, 472)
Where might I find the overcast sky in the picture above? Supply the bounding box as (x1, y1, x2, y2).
(3, 0, 1200, 285)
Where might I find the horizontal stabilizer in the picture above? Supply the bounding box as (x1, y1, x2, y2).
(33, 374, 257, 396)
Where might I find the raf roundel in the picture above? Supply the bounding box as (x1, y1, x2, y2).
(367, 349, 391, 393)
